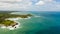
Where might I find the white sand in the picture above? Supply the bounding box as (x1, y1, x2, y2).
(6, 17, 31, 20)
(7, 17, 30, 20)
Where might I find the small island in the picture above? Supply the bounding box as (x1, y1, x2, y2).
(0, 12, 32, 30)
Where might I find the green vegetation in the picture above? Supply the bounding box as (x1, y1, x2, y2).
(0, 12, 32, 26)
(1, 20, 15, 26)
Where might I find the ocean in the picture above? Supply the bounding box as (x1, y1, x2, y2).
(0, 11, 60, 34)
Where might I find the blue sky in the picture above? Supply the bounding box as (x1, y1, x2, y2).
(0, 0, 60, 11)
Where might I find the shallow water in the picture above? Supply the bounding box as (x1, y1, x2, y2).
(0, 11, 60, 34)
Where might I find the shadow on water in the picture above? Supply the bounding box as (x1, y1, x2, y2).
(35, 26, 60, 34)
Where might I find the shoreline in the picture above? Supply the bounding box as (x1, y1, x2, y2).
(0, 17, 31, 30)
(0, 18, 21, 30)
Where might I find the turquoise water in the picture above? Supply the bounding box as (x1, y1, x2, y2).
(0, 11, 60, 34)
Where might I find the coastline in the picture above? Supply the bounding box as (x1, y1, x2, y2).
(0, 17, 31, 30)
(1, 18, 21, 30)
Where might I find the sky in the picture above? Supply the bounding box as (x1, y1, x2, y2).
(0, 0, 60, 11)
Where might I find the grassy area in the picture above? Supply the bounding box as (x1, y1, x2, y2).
(1, 20, 15, 26)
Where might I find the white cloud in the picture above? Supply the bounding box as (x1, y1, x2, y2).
(35, 1, 45, 5)
(44, 0, 53, 2)
(35, 0, 53, 6)
(0, 0, 32, 11)
(0, 0, 59, 11)
(0, 0, 22, 2)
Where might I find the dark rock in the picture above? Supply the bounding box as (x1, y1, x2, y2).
(16, 23, 18, 25)
(12, 25, 15, 27)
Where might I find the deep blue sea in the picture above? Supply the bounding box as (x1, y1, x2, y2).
(0, 11, 60, 34)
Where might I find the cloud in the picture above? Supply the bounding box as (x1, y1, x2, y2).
(35, 0, 53, 6)
(35, 1, 45, 5)
(0, 0, 32, 11)
(0, 0, 22, 2)
(0, 0, 59, 11)
(44, 0, 53, 2)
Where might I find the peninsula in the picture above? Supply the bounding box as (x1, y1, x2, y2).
(0, 12, 32, 30)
